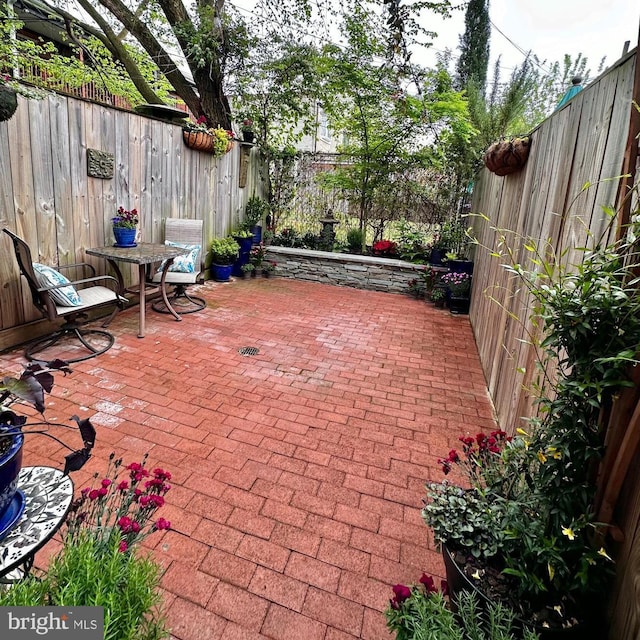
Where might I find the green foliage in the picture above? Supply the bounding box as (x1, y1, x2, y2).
(385, 586, 538, 640)
(346, 228, 365, 253)
(319, 9, 474, 237)
(0, 533, 166, 640)
(455, 0, 491, 93)
(245, 196, 270, 228)
(210, 237, 240, 264)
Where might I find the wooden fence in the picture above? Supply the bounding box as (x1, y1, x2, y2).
(470, 46, 640, 638)
(0, 91, 266, 349)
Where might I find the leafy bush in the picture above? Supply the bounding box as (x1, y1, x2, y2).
(346, 228, 365, 253)
(385, 576, 538, 640)
(0, 533, 167, 640)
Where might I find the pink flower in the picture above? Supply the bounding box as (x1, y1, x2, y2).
(154, 517, 171, 531)
(97, 487, 108, 497)
(88, 489, 100, 501)
(118, 516, 133, 533)
(101, 478, 112, 488)
(117, 480, 129, 491)
(81, 487, 90, 497)
(118, 540, 128, 553)
(153, 468, 172, 481)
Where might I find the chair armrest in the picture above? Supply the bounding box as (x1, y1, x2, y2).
(56, 262, 97, 277)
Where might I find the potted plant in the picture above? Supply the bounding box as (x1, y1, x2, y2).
(0, 360, 95, 535)
(262, 261, 277, 277)
(484, 136, 531, 176)
(112, 205, 139, 247)
(249, 242, 267, 271)
(429, 286, 446, 308)
(421, 215, 640, 636)
(240, 263, 256, 278)
(241, 118, 255, 143)
(183, 117, 235, 156)
(209, 236, 240, 281)
(245, 196, 269, 244)
(231, 228, 254, 277)
(440, 271, 472, 314)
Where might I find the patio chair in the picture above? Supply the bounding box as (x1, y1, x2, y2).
(3, 228, 125, 363)
(150, 218, 206, 314)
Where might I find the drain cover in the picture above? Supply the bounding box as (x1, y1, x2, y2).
(238, 346, 259, 356)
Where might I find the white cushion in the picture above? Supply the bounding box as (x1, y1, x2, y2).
(156, 240, 200, 274)
(32, 263, 82, 306)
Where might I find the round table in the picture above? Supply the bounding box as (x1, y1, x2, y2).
(0, 466, 74, 580)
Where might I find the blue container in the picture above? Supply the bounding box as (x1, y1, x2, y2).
(0, 432, 23, 519)
(251, 225, 262, 245)
(113, 227, 137, 247)
(211, 264, 233, 282)
(232, 236, 254, 277)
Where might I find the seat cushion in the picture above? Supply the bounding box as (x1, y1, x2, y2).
(32, 263, 82, 306)
(156, 240, 200, 274)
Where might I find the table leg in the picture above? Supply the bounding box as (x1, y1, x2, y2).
(138, 264, 146, 338)
(159, 258, 182, 323)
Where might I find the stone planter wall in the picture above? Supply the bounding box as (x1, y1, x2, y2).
(265, 246, 425, 293)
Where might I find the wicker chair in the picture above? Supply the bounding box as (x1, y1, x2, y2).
(151, 218, 206, 314)
(3, 228, 125, 363)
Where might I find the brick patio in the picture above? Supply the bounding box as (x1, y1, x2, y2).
(2, 277, 495, 640)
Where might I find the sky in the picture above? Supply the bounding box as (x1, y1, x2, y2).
(419, 0, 639, 80)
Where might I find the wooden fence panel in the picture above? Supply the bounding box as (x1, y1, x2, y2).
(470, 48, 639, 639)
(470, 50, 636, 431)
(0, 92, 267, 347)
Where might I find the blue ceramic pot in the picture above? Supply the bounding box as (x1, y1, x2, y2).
(211, 264, 233, 282)
(251, 225, 262, 245)
(0, 432, 24, 519)
(113, 227, 136, 247)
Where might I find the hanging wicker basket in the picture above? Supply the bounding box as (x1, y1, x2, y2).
(0, 85, 18, 122)
(182, 129, 215, 153)
(483, 136, 531, 176)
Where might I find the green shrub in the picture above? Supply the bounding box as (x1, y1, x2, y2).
(346, 228, 364, 253)
(0, 532, 167, 640)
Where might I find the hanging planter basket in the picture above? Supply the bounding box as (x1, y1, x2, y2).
(0, 85, 18, 122)
(484, 136, 531, 176)
(182, 129, 215, 153)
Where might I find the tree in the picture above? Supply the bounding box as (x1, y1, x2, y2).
(455, 0, 490, 93)
(318, 6, 474, 243)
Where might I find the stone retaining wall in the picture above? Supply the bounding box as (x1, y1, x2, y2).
(265, 246, 426, 293)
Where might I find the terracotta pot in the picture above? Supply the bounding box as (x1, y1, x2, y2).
(182, 129, 215, 153)
(484, 137, 531, 176)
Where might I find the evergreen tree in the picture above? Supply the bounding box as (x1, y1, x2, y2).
(455, 0, 491, 93)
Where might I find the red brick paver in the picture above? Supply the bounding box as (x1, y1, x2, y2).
(5, 278, 494, 639)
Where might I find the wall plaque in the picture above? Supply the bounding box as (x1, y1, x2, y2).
(87, 149, 114, 179)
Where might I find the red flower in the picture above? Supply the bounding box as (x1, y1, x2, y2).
(118, 516, 133, 533)
(117, 480, 129, 491)
(390, 583, 412, 609)
(88, 489, 100, 501)
(118, 540, 128, 553)
(101, 478, 112, 488)
(153, 468, 172, 481)
(419, 573, 437, 593)
(440, 580, 449, 596)
(154, 517, 171, 531)
(447, 449, 459, 463)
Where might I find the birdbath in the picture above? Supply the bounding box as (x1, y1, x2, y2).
(319, 209, 340, 249)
